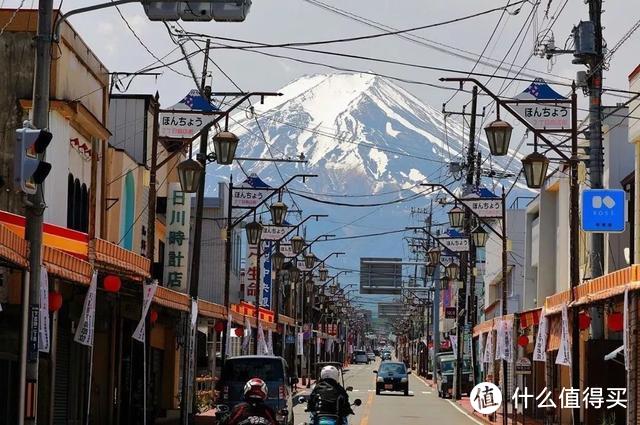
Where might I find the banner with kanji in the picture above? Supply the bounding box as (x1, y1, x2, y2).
(163, 183, 191, 292)
(74, 272, 98, 346)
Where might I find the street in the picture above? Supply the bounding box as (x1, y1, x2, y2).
(294, 360, 478, 425)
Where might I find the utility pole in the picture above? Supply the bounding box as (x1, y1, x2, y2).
(181, 39, 211, 425)
(587, 0, 604, 278)
(20, 1, 53, 424)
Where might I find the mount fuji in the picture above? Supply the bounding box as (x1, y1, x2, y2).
(205, 72, 529, 292)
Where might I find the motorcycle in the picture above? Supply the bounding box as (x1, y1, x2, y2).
(215, 403, 286, 425)
(296, 395, 362, 425)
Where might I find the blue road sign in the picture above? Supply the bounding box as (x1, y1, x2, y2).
(581, 189, 626, 232)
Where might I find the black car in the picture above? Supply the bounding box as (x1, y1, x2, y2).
(374, 361, 410, 396)
(381, 352, 391, 361)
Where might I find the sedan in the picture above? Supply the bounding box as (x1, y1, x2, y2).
(367, 352, 376, 362)
(374, 362, 410, 396)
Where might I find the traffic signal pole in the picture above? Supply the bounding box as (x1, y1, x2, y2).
(18, 1, 54, 423)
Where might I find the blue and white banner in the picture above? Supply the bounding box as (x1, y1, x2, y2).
(261, 241, 273, 309)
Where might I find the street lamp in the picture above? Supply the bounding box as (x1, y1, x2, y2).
(246, 220, 262, 245)
(448, 205, 465, 228)
(272, 250, 286, 270)
(319, 267, 328, 282)
(304, 252, 317, 269)
(270, 201, 288, 226)
(288, 265, 300, 283)
(291, 235, 305, 254)
(428, 247, 441, 265)
(471, 225, 489, 248)
(521, 151, 550, 189)
(445, 261, 460, 280)
(177, 158, 203, 193)
(440, 276, 449, 290)
(425, 262, 436, 276)
(212, 131, 239, 165)
(484, 118, 513, 156)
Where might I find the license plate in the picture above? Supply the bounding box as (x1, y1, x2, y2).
(384, 384, 393, 390)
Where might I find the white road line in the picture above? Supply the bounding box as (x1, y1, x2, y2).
(352, 389, 360, 392)
(421, 391, 432, 394)
(446, 400, 485, 425)
(367, 390, 374, 392)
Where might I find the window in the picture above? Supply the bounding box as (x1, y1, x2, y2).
(67, 173, 89, 232)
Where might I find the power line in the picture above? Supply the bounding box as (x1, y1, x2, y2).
(0, 0, 26, 38)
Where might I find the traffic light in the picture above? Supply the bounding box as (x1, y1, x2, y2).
(14, 125, 52, 195)
(143, 1, 252, 22)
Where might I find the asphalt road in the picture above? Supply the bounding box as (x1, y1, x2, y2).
(293, 359, 481, 425)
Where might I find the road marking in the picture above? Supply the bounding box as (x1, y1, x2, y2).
(367, 390, 373, 392)
(352, 389, 360, 392)
(359, 383, 375, 425)
(446, 400, 485, 425)
(421, 391, 432, 394)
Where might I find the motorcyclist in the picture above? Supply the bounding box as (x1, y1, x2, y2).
(222, 378, 278, 425)
(306, 366, 354, 422)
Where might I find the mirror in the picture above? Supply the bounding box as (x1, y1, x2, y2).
(353, 399, 362, 406)
(297, 396, 307, 404)
(346, 386, 353, 392)
(372, 370, 377, 374)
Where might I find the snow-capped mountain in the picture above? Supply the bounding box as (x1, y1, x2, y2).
(205, 72, 528, 284)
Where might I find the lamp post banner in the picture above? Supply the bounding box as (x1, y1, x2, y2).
(261, 242, 273, 309)
(461, 198, 503, 218)
(132, 280, 159, 342)
(511, 79, 571, 130)
(163, 183, 191, 293)
(74, 271, 98, 347)
(439, 237, 470, 252)
(38, 267, 50, 353)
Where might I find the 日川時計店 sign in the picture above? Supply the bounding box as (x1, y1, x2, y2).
(163, 183, 191, 293)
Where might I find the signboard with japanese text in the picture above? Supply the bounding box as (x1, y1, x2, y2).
(245, 244, 259, 299)
(461, 197, 502, 218)
(279, 243, 295, 258)
(261, 242, 274, 309)
(515, 357, 532, 375)
(439, 237, 469, 252)
(159, 113, 213, 139)
(244, 243, 273, 305)
(511, 79, 571, 131)
(261, 225, 294, 241)
(581, 189, 626, 232)
(232, 187, 272, 208)
(163, 183, 191, 292)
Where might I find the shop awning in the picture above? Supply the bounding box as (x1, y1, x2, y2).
(473, 318, 495, 337)
(0, 224, 28, 268)
(43, 246, 93, 285)
(544, 289, 571, 315)
(198, 299, 226, 320)
(89, 238, 150, 280)
(572, 265, 640, 306)
(153, 286, 189, 312)
(279, 314, 295, 327)
(519, 307, 542, 329)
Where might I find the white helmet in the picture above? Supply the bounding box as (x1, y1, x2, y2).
(320, 365, 340, 381)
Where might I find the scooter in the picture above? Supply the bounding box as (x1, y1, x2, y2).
(296, 396, 362, 425)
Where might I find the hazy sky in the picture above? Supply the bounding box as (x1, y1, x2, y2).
(5, 0, 639, 113)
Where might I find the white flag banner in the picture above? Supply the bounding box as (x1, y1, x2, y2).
(483, 331, 493, 363)
(74, 271, 98, 347)
(316, 336, 321, 356)
(297, 332, 304, 356)
(556, 304, 571, 367)
(502, 318, 514, 362)
(267, 329, 274, 355)
(242, 317, 252, 353)
(132, 280, 158, 342)
(39, 267, 50, 353)
(624, 288, 630, 370)
(533, 309, 548, 362)
(494, 320, 504, 361)
(478, 333, 485, 372)
(191, 299, 198, 328)
(257, 322, 268, 355)
(450, 335, 458, 356)
(225, 314, 233, 358)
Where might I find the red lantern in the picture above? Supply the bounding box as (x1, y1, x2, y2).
(150, 309, 159, 324)
(608, 312, 624, 332)
(103, 275, 121, 293)
(517, 335, 529, 347)
(214, 321, 225, 333)
(49, 291, 63, 312)
(235, 326, 244, 337)
(578, 312, 591, 330)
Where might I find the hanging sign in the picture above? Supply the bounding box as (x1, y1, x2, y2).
(38, 267, 50, 353)
(479, 333, 485, 372)
(483, 330, 494, 363)
(439, 237, 470, 252)
(279, 243, 295, 258)
(242, 317, 252, 353)
(461, 198, 502, 219)
(132, 280, 159, 342)
(159, 89, 218, 139)
(494, 320, 503, 361)
(258, 322, 268, 355)
(261, 242, 273, 309)
(163, 183, 191, 292)
(297, 332, 304, 356)
(502, 319, 513, 362)
(74, 271, 98, 347)
(245, 244, 259, 299)
(556, 304, 571, 367)
(533, 309, 548, 362)
(511, 79, 571, 130)
(232, 188, 272, 208)
(261, 225, 293, 241)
